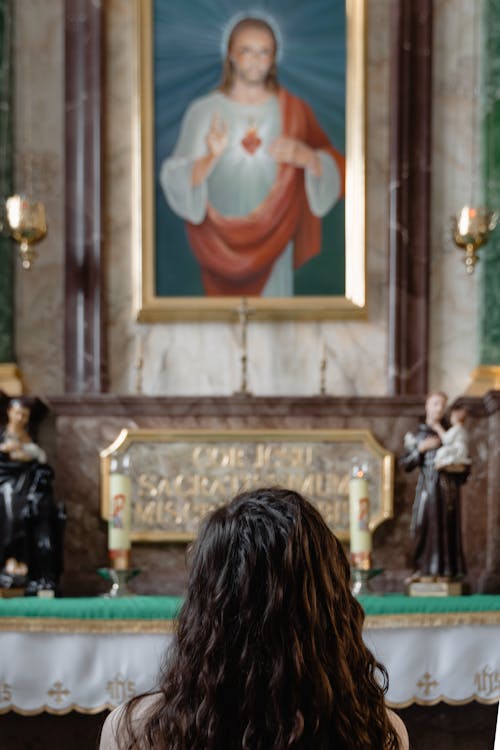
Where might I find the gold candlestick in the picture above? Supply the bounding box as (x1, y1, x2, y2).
(6, 195, 47, 269)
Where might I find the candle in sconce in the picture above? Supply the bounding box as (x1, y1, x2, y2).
(108, 456, 131, 570)
(458, 205, 471, 235)
(348, 463, 372, 570)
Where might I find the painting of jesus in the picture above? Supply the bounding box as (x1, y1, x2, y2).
(138, 0, 365, 319)
(159, 13, 345, 297)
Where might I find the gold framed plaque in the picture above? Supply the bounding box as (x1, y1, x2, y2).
(100, 429, 393, 542)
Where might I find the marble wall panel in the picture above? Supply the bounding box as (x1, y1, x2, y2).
(13, 0, 65, 394)
(104, 0, 391, 398)
(8, 0, 487, 400)
(429, 0, 483, 398)
(103, 0, 487, 399)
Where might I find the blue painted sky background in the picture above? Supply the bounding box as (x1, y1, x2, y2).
(153, 0, 346, 297)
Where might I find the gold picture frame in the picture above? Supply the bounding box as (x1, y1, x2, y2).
(100, 429, 393, 542)
(134, 0, 366, 321)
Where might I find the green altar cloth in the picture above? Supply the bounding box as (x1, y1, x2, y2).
(0, 594, 498, 621)
(359, 594, 500, 615)
(0, 595, 183, 621)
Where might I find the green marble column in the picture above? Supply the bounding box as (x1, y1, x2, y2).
(0, 0, 14, 364)
(482, 0, 500, 365)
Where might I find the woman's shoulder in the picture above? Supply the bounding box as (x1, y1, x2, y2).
(387, 708, 409, 749)
(99, 693, 163, 749)
(100, 695, 407, 749)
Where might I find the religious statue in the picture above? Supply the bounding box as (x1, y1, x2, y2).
(0, 396, 65, 594)
(433, 406, 471, 472)
(400, 391, 470, 583)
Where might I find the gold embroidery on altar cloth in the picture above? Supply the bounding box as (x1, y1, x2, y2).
(474, 666, 500, 696)
(47, 681, 71, 704)
(106, 674, 136, 703)
(0, 617, 177, 634)
(364, 611, 500, 629)
(416, 672, 439, 696)
(0, 682, 12, 702)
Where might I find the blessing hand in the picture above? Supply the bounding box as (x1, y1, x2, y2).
(206, 113, 229, 159)
(268, 136, 322, 176)
(192, 114, 229, 187)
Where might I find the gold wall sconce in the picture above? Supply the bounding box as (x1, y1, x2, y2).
(5, 195, 47, 270)
(451, 205, 498, 275)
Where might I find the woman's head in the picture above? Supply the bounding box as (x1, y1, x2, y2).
(187, 487, 353, 637)
(135, 488, 399, 749)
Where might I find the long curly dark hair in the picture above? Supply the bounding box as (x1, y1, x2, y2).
(122, 488, 400, 749)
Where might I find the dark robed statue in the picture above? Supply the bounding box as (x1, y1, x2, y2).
(400, 391, 469, 581)
(0, 396, 65, 594)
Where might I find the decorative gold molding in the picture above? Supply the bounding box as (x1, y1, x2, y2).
(465, 365, 500, 396)
(0, 363, 23, 396)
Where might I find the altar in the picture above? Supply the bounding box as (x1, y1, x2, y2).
(0, 595, 499, 715)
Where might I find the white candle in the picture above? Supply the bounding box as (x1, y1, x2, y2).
(349, 472, 372, 570)
(108, 470, 131, 569)
(458, 205, 470, 235)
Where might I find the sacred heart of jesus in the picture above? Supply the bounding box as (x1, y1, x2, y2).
(241, 126, 262, 155)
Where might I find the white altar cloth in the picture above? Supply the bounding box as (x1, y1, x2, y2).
(0, 616, 499, 714)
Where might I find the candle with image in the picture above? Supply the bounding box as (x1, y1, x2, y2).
(349, 462, 372, 570)
(108, 455, 131, 570)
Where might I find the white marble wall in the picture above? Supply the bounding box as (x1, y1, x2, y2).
(13, 0, 65, 394)
(107, 0, 390, 397)
(429, 0, 483, 398)
(11, 0, 483, 400)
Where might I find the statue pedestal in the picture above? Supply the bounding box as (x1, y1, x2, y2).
(405, 580, 463, 597)
(0, 587, 25, 598)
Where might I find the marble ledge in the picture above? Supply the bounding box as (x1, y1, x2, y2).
(43, 392, 500, 419)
